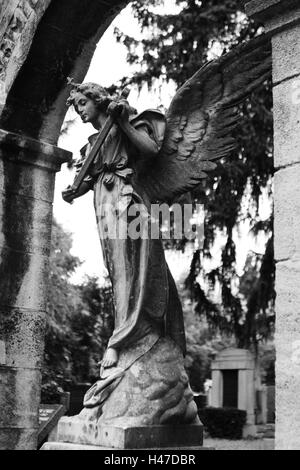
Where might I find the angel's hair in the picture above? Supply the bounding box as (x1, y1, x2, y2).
(66, 79, 114, 112)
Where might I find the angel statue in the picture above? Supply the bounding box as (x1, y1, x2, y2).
(62, 34, 271, 429)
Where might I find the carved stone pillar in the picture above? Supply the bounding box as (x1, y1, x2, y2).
(245, 0, 300, 450)
(0, 129, 71, 449)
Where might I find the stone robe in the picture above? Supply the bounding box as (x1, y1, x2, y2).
(76, 109, 186, 359)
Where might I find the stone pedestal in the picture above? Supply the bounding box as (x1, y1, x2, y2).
(41, 419, 203, 450)
(41, 335, 204, 451)
(211, 348, 256, 436)
(0, 129, 71, 449)
(245, 0, 300, 450)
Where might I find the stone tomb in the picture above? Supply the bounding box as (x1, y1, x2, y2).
(211, 348, 256, 437)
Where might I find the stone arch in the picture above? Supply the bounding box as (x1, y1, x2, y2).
(0, 0, 130, 144)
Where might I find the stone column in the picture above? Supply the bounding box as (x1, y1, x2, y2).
(0, 129, 71, 450)
(211, 370, 223, 407)
(245, 0, 300, 450)
(238, 369, 256, 436)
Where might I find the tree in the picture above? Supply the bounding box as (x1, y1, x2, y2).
(69, 277, 114, 383)
(42, 219, 82, 401)
(182, 286, 235, 392)
(115, 0, 274, 347)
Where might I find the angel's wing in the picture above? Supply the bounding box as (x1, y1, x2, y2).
(138, 34, 272, 204)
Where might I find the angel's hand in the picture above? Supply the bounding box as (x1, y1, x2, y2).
(62, 186, 76, 204)
(107, 99, 130, 123)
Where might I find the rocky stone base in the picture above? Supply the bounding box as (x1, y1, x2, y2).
(79, 335, 199, 427)
(40, 335, 205, 451)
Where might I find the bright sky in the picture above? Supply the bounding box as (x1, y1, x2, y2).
(54, 1, 272, 286)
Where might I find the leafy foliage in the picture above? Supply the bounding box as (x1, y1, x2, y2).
(116, 0, 274, 347)
(258, 342, 275, 385)
(181, 286, 235, 391)
(116, 0, 264, 88)
(70, 277, 114, 383)
(43, 220, 81, 387)
(199, 407, 247, 439)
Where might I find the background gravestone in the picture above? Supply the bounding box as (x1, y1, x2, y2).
(211, 348, 257, 437)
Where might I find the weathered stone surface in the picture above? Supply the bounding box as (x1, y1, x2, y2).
(44, 337, 202, 450)
(245, 0, 300, 33)
(274, 165, 300, 261)
(0, 130, 71, 311)
(0, 366, 41, 428)
(0, 0, 52, 111)
(0, 245, 49, 310)
(0, 159, 56, 204)
(0, 427, 38, 450)
(245, 0, 289, 18)
(0, 340, 6, 366)
(0, 307, 45, 368)
(275, 260, 300, 330)
(246, 2, 300, 449)
(41, 441, 207, 451)
(0, 329, 42, 450)
(0, 0, 130, 143)
(0, 131, 70, 449)
(41, 442, 105, 451)
(55, 420, 203, 449)
(276, 331, 300, 449)
(0, 340, 5, 365)
(275, 259, 300, 449)
(273, 78, 300, 168)
(272, 23, 300, 84)
(0, 193, 53, 256)
(0, 128, 72, 170)
(79, 337, 198, 429)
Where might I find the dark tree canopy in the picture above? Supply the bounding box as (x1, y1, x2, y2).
(115, 0, 274, 347)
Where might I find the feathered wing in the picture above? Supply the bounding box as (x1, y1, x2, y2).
(138, 34, 272, 204)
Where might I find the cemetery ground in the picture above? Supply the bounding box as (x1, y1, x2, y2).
(204, 437, 275, 451)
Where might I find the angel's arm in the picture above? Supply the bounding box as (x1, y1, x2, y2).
(62, 181, 91, 204)
(121, 122, 160, 157)
(62, 150, 94, 203)
(108, 101, 161, 158)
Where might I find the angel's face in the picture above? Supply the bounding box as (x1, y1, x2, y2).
(73, 92, 99, 124)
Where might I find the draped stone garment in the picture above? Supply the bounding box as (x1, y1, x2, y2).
(76, 110, 186, 360)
